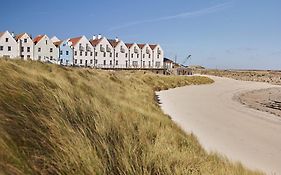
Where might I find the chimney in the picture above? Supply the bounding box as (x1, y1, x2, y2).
(97, 34, 102, 39)
(115, 37, 119, 42)
(92, 35, 96, 40)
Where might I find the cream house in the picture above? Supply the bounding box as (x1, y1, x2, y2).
(90, 35, 114, 68)
(15, 33, 34, 60)
(150, 44, 164, 68)
(108, 38, 129, 68)
(138, 44, 153, 68)
(0, 31, 18, 58)
(69, 36, 94, 67)
(125, 43, 141, 68)
(33, 35, 59, 64)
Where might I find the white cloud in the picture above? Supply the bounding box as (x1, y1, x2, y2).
(109, 1, 233, 31)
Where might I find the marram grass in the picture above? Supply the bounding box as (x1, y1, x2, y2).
(0, 59, 263, 175)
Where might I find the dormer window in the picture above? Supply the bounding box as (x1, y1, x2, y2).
(24, 39, 27, 43)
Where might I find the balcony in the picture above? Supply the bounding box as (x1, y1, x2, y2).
(79, 46, 85, 51)
(106, 46, 111, 52)
(134, 48, 139, 53)
(100, 46, 105, 52)
(86, 46, 92, 51)
(120, 47, 125, 53)
(146, 49, 150, 54)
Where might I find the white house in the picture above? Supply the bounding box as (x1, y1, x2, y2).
(150, 44, 164, 68)
(15, 33, 34, 60)
(33, 35, 59, 64)
(90, 35, 114, 68)
(50, 36, 60, 43)
(69, 35, 94, 67)
(0, 31, 18, 58)
(138, 44, 153, 68)
(108, 38, 129, 68)
(125, 43, 141, 68)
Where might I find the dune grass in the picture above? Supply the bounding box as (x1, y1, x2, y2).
(0, 59, 263, 175)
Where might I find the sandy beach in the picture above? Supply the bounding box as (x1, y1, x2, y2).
(157, 75, 281, 174)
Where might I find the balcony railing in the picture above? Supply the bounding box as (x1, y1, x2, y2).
(106, 46, 111, 52)
(100, 46, 105, 52)
(79, 46, 85, 51)
(120, 47, 125, 53)
(146, 49, 150, 54)
(134, 48, 139, 53)
(86, 46, 92, 51)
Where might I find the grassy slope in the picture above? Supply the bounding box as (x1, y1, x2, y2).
(0, 60, 262, 175)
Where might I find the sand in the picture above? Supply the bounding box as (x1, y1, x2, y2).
(157, 75, 281, 175)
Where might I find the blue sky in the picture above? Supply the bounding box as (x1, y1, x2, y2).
(1, 0, 280, 69)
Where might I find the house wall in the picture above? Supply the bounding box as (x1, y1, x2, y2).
(152, 45, 164, 68)
(128, 44, 141, 68)
(58, 41, 73, 66)
(18, 33, 34, 60)
(93, 38, 114, 68)
(34, 35, 59, 64)
(140, 44, 153, 68)
(113, 41, 129, 68)
(73, 36, 94, 67)
(0, 31, 18, 58)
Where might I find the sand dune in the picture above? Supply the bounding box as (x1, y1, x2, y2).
(157, 75, 281, 175)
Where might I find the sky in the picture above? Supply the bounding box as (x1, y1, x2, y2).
(1, 0, 280, 70)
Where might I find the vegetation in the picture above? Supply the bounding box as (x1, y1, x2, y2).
(0, 59, 262, 175)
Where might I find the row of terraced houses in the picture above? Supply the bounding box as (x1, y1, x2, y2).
(0, 31, 164, 69)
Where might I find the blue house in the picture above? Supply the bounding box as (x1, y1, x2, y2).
(54, 40, 73, 66)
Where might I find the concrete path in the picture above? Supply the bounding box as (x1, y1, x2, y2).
(157, 76, 281, 175)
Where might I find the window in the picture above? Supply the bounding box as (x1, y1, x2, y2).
(21, 47, 24, 52)
(95, 52, 98, 56)
(27, 47, 30, 52)
(131, 54, 133, 58)
(90, 59, 93, 64)
(38, 48, 41, 52)
(38, 56, 41, 60)
(103, 52, 106, 57)
(116, 60, 118, 65)
(80, 59, 82, 64)
(110, 53, 112, 57)
(149, 54, 151, 58)
(100, 45, 103, 50)
(103, 60, 106, 65)
(90, 52, 93, 56)
(133, 61, 138, 67)
(137, 54, 139, 58)
(60, 59, 63, 63)
(85, 52, 88, 56)
(149, 61, 151, 67)
(80, 51, 82, 56)
(110, 60, 112, 65)
(156, 61, 160, 68)
(8, 46, 11, 51)
(0, 46, 3, 51)
(95, 59, 98, 64)
(60, 51, 63, 55)
(143, 54, 145, 58)
(50, 56, 53, 60)
(24, 39, 27, 43)
(21, 55, 24, 58)
(116, 53, 119, 57)
(157, 55, 160, 59)
(143, 61, 145, 67)
(27, 55, 30, 58)
(74, 59, 77, 64)
(85, 60, 88, 66)
(75, 51, 77, 56)
(50, 48, 53, 52)
(46, 40, 48, 45)
(66, 51, 69, 55)
(5, 38, 8, 42)
(125, 53, 128, 58)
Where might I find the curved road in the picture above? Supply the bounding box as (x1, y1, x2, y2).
(157, 76, 281, 175)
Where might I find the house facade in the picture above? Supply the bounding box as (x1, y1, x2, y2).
(69, 36, 94, 67)
(126, 43, 141, 68)
(15, 33, 34, 60)
(138, 44, 153, 68)
(90, 36, 114, 68)
(108, 38, 129, 68)
(0, 31, 18, 58)
(33, 35, 59, 64)
(150, 44, 164, 68)
(54, 40, 73, 66)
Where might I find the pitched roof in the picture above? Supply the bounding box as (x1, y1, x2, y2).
(125, 43, 134, 48)
(108, 39, 120, 48)
(53, 41, 63, 47)
(69, 36, 83, 46)
(137, 44, 145, 49)
(33, 35, 45, 44)
(90, 38, 103, 46)
(0, 32, 5, 38)
(149, 44, 157, 50)
(15, 33, 26, 41)
(164, 58, 174, 63)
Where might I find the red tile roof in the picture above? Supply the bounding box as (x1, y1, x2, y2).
(108, 39, 120, 48)
(137, 44, 145, 49)
(33, 35, 45, 44)
(15, 33, 26, 41)
(0, 32, 5, 38)
(125, 43, 134, 48)
(149, 44, 157, 50)
(69, 36, 83, 46)
(53, 41, 62, 47)
(90, 38, 103, 46)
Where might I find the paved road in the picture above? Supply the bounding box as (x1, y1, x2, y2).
(157, 76, 281, 175)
